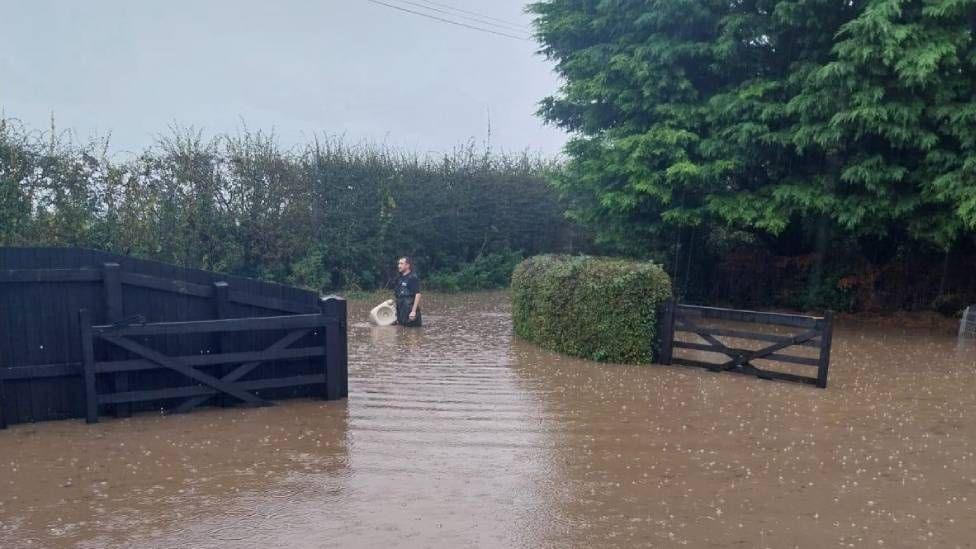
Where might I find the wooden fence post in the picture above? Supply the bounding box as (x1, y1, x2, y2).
(817, 311, 834, 389)
(79, 309, 99, 424)
(0, 363, 6, 430)
(0, 329, 5, 430)
(658, 298, 675, 365)
(213, 281, 232, 407)
(102, 263, 129, 417)
(320, 295, 348, 400)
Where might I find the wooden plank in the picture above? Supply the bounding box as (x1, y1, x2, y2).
(119, 272, 212, 298)
(265, 281, 288, 399)
(100, 384, 214, 404)
(672, 325, 821, 348)
(174, 329, 312, 413)
(228, 290, 319, 314)
(21, 247, 42, 423)
(320, 296, 348, 400)
(15, 250, 34, 423)
(669, 357, 819, 385)
(95, 345, 324, 373)
(79, 309, 99, 424)
(103, 263, 130, 418)
(102, 264, 125, 326)
(52, 256, 83, 422)
(0, 362, 83, 379)
(0, 271, 9, 428)
(0, 268, 102, 283)
(0, 352, 6, 429)
(676, 304, 821, 328)
(92, 313, 331, 336)
(0, 260, 28, 426)
(658, 298, 675, 365)
(817, 311, 834, 389)
(98, 375, 326, 405)
(243, 374, 327, 390)
(100, 335, 272, 406)
(671, 356, 730, 370)
(213, 281, 232, 408)
(44, 248, 77, 421)
(672, 341, 821, 366)
(732, 363, 819, 385)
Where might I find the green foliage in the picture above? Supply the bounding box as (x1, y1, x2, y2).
(511, 254, 672, 363)
(426, 250, 525, 292)
(930, 292, 968, 317)
(529, 0, 976, 252)
(0, 117, 581, 292)
(784, 273, 858, 313)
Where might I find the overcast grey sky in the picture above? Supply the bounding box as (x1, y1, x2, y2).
(0, 0, 568, 156)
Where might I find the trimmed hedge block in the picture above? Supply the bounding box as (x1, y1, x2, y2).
(511, 255, 672, 364)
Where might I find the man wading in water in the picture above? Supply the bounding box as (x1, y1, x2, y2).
(394, 256, 422, 327)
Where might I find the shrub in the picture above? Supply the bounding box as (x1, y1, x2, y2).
(511, 255, 672, 364)
(426, 250, 524, 292)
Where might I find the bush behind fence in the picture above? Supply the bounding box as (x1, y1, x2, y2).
(0, 118, 583, 292)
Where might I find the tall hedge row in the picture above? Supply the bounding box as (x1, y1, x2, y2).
(511, 255, 672, 364)
(0, 118, 581, 292)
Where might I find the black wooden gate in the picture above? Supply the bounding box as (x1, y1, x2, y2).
(0, 247, 348, 428)
(78, 309, 345, 423)
(658, 300, 834, 388)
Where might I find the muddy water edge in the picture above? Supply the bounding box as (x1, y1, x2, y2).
(1, 291, 974, 548)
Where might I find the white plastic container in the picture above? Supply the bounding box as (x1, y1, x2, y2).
(370, 299, 397, 326)
(960, 305, 976, 338)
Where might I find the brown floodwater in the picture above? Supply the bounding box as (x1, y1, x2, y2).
(1, 291, 975, 548)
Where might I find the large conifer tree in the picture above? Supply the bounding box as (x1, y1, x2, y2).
(530, 0, 976, 253)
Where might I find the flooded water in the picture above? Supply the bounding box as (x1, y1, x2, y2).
(1, 291, 975, 548)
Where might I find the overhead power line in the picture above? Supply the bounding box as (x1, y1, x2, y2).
(395, 0, 531, 33)
(364, 0, 531, 41)
(416, 0, 530, 28)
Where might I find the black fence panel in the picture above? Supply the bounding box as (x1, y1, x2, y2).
(0, 247, 347, 427)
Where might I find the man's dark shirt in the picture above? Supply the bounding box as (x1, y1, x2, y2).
(394, 271, 422, 326)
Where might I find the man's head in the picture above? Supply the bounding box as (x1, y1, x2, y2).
(397, 256, 412, 274)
